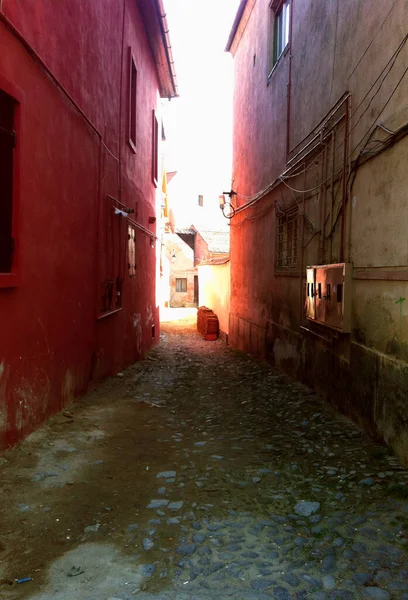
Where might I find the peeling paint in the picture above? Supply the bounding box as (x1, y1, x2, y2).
(145, 304, 153, 327)
(0, 361, 8, 435)
(14, 382, 35, 432)
(62, 371, 75, 407)
(14, 370, 52, 432)
(132, 313, 142, 354)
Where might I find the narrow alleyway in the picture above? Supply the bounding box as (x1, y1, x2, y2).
(1, 312, 408, 600)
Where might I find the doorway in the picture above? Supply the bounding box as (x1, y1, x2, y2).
(194, 276, 199, 306)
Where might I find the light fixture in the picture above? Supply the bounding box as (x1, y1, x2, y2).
(219, 190, 236, 219)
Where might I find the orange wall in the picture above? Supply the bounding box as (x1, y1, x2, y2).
(198, 262, 230, 335)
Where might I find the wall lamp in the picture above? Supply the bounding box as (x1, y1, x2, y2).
(219, 190, 236, 219)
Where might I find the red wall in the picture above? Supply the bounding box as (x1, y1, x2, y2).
(193, 231, 209, 265)
(0, 0, 164, 448)
(229, 0, 288, 199)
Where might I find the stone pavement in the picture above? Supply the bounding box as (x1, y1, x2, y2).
(1, 311, 408, 600)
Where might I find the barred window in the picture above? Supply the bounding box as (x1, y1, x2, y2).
(276, 206, 299, 269)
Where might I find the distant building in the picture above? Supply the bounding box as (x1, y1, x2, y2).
(226, 0, 408, 462)
(0, 0, 177, 448)
(198, 257, 230, 341)
(164, 227, 229, 307)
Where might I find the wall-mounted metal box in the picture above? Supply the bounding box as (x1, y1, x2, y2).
(306, 263, 352, 333)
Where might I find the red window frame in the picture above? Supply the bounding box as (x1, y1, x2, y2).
(0, 75, 23, 288)
(128, 49, 137, 152)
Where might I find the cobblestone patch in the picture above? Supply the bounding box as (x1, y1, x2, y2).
(0, 313, 407, 599)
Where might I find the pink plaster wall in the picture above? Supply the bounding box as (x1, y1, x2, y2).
(0, 0, 168, 447)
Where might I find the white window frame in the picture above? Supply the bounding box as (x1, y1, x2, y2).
(269, 0, 290, 76)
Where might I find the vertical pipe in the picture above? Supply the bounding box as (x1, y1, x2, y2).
(318, 143, 326, 264)
(347, 95, 353, 262)
(329, 130, 335, 262)
(286, 0, 294, 159)
(118, 0, 127, 198)
(94, 138, 104, 321)
(340, 95, 349, 262)
(321, 138, 329, 264)
(299, 162, 306, 328)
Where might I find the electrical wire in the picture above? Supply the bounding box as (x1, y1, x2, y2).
(348, 0, 400, 80)
(233, 71, 407, 235)
(279, 32, 408, 194)
(233, 31, 408, 207)
(276, 59, 408, 196)
(287, 3, 406, 182)
(230, 200, 277, 227)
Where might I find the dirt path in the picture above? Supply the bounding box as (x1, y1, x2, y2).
(0, 310, 407, 600)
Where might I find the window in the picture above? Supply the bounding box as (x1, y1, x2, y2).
(276, 206, 298, 269)
(175, 278, 187, 293)
(269, 0, 290, 74)
(101, 277, 122, 312)
(98, 196, 126, 317)
(198, 194, 204, 207)
(152, 110, 159, 186)
(129, 50, 137, 150)
(0, 89, 16, 274)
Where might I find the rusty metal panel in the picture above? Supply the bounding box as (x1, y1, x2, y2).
(315, 267, 327, 324)
(325, 263, 352, 332)
(305, 263, 352, 332)
(306, 267, 315, 320)
(325, 265, 344, 330)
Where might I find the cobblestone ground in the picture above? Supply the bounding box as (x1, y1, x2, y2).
(1, 310, 408, 600)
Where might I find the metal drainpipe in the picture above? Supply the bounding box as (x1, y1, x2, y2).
(318, 141, 326, 264)
(329, 130, 335, 263)
(118, 0, 126, 198)
(298, 162, 306, 329)
(346, 95, 353, 263)
(286, 0, 294, 159)
(339, 95, 349, 263)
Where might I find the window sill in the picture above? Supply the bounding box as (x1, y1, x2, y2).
(267, 44, 289, 84)
(0, 273, 21, 288)
(97, 308, 122, 320)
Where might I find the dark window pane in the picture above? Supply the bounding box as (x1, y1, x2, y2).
(0, 89, 15, 273)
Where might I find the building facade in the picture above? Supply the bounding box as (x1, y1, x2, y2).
(164, 232, 197, 308)
(0, 0, 177, 448)
(227, 0, 408, 462)
(198, 258, 230, 340)
(164, 227, 229, 308)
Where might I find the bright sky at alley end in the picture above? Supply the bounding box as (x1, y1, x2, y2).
(162, 0, 241, 227)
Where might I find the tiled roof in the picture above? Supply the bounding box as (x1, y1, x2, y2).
(197, 230, 230, 253)
(199, 256, 230, 266)
(175, 227, 230, 253)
